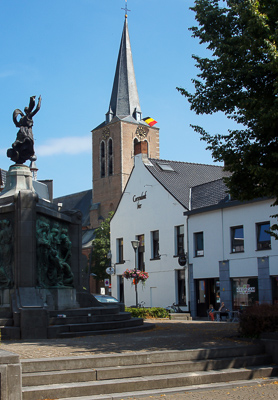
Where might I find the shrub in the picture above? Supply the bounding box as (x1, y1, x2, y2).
(239, 304, 278, 338)
(126, 307, 169, 319)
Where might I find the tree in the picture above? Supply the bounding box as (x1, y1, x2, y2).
(177, 0, 278, 205)
(91, 212, 114, 281)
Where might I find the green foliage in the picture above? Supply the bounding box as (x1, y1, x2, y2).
(126, 307, 170, 319)
(178, 1, 278, 207)
(91, 212, 114, 281)
(239, 304, 278, 338)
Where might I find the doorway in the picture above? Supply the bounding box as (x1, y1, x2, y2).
(196, 278, 220, 317)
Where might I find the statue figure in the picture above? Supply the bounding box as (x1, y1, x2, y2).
(36, 219, 51, 288)
(36, 218, 74, 288)
(7, 95, 42, 164)
(59, 228, 74, 286)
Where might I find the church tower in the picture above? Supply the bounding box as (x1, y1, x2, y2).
(91, 15, 160, 227)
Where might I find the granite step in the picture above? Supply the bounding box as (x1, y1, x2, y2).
(21, 365, 278, 400)
(22, 354, 272, 386)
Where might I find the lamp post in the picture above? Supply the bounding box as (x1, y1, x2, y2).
(131, 240, 140, 307)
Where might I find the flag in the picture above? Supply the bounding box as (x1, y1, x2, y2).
(143, 117, 157, 127)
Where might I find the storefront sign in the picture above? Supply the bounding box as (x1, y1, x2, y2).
(236, 284, 256, 294)
(133, 191, 147, 209)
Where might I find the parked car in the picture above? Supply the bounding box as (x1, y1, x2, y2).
(93, 294, 119, 303)
(92, 294, 125, 311)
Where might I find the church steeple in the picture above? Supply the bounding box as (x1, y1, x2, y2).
(106, 17, 142, 123)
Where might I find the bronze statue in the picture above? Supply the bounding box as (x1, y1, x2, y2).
(36, 218, 74, 288)
(7, 95, 42, 164)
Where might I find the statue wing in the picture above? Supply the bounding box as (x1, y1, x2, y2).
(12, 109, 24, 127)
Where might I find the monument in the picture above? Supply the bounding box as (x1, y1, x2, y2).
(0, 96, 83, 339)
(0, 96, 143, 340)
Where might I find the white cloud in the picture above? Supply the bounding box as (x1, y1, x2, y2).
(36, 135, 92, 156)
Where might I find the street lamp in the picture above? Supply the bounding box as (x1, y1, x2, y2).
(131, 240, 140, 307)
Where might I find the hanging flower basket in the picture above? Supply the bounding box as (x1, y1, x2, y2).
(122, 269, 149, 284)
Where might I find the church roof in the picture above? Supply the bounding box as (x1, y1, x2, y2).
(106, 17, 141, 123)
(145, 159, 230, 210)
(53, 189, 92, 227)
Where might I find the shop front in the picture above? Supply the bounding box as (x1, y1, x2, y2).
(232, 277, 259, 310)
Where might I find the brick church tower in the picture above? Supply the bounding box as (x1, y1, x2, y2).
(90, 15, 160, 227)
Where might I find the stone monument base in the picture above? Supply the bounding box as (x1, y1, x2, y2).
(41, 288, 79, 310)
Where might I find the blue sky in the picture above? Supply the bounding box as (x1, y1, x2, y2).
(0, 0, 233, 198)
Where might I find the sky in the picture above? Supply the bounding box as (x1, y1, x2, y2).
(0, 0, 234, 198)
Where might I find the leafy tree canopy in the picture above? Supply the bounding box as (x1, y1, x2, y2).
(177, 0, 278, 204)
(91, 212, 114, 281)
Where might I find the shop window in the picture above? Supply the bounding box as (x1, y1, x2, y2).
(175, 225, 184, 256)
(194, 232, 204, 257)
(108, 138, 113, 176)
(100, 141, 105, 178)
(232, 277, 258, 309)
(116, 238, 124, 264)
(256, 222, 271, 250)
(151, 230, 160, 259)
(231, 225, 244, 253)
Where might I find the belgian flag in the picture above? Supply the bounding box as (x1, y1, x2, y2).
(143, 117, 157, 127)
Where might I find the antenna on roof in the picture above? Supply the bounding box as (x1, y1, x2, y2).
(121, 0, 130, 18)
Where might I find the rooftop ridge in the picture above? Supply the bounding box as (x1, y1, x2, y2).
(149, 158, 225, 168)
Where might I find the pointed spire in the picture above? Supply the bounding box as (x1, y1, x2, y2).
(106, 18, 141, 123)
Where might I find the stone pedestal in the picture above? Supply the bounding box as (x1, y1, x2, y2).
(0, 165, 83, 339)
(0, 350, 22, 400)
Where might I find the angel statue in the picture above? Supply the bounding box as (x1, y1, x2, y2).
(7, 95, 42, 164)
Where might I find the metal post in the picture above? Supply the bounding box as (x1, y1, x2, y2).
(131, 240, 140, 308)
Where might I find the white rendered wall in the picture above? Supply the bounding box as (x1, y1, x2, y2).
(110, 154, 188, 309)
(188, 199, 278, 280)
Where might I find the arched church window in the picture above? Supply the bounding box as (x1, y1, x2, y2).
(133, 138, 139, 155)
(108, 138, 113, 176)
(100, 141, 105, 178)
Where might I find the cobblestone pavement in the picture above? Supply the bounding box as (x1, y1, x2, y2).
(125, 380, 278, 399)
(0, 320, 244, 359)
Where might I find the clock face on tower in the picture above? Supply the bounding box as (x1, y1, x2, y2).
(102, 127, 110, 140)
(135, 125, 149, 139)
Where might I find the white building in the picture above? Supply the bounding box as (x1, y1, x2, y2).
(110, 150, 228, 309)
(186, 179, 278, 317)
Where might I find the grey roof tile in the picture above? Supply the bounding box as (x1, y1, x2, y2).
(107, 18, 141, 120)
(191, 179, 230, 210)
(146, 159, 230, 209)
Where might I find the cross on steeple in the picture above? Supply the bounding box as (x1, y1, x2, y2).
(121, 0, 130, 18)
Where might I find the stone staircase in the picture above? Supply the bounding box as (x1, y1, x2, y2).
(0, 305, 148, 340)
(47, 306, 146, 338)
(21, 344, 278, 400)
